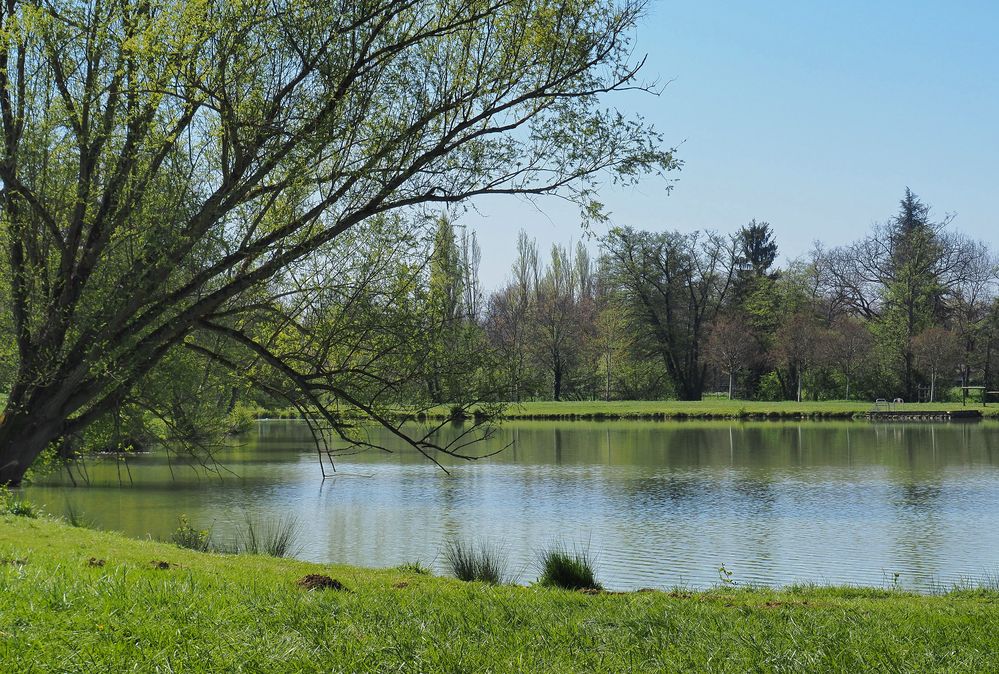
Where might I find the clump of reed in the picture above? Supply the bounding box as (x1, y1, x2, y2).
(443, 539, 508, 584)
(62, 500, 92, 528)
(536, 542, 601, 591)
(231, 513, 301, 558)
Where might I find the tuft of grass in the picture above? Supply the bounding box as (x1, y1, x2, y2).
(167, 513, 301, 558)
(232, 513, 300, 558)
(62, 500, 92, 528)
(443, 539, 507, 584)
(394, 561, 432, 576)
(537, 542, 601, 591)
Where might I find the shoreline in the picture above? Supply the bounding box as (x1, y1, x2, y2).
(249, 400, 999, 423)
(2, 515, 997, 670)
(451, 400, 999, 421)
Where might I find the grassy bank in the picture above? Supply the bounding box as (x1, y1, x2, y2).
(246, 398, 999, 423)
(2, 516, 998, 671)
(418, 399, 999, 421)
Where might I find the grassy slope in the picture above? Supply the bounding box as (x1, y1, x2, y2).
(421, 399, 999, 420)
(2, 516, 998, 672)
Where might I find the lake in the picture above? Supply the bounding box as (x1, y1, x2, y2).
(23, 419, 999, 591)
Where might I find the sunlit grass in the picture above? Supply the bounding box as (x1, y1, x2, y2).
(417, 398, 999, 420)
(2, 516, 999, 671)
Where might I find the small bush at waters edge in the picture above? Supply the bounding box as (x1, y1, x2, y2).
(443, 539, 508, 584)
(394, 561, 432, 575)
(226, 402, 260, 434)
(0, 486, 38, 518)
(170, 514, 213, 552)
(537, 542, 601, 591)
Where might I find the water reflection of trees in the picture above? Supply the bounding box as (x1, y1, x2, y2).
(502, 422, 999, 476)
(732, 476, 776, 507)
(896, 482, 943, 510)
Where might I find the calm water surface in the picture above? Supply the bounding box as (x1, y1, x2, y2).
(24, 420, 999, 591)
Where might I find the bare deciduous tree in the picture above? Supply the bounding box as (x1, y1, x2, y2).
(817, 317, 874, 400)
(911, 327, 962, 403)
(705, 314, 758, 399)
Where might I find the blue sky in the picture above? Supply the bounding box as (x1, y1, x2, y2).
(463, 1, 999, 289)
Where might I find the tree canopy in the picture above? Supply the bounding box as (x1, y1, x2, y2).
(0, 0, 675, 484)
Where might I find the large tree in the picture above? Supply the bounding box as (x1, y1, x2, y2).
(533, 242, 588, 400)
(824, 189, 981, 397)
(484, 231, 541, 402)
(602, 227, 737, 400)
(0, 0, 675, 484)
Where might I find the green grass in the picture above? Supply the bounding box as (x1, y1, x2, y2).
(246, 398, 999, 424)
(416, 398, 999, 421)
(2, 516, 999, 671)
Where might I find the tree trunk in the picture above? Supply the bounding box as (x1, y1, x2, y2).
(676, 379, 703, 401)
(552, 357, 562, 401)
(605, 355, 611, 402)
(796, 372, 802, 403)
(0, 402, 66, 486)
(727, 372, 733, 400)
(903, 350, 915, 401)
(929, 371, 936, 403)
(985, 337, 994, 390)
(845, 377, 851, 401)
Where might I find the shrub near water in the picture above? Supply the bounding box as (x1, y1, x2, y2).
(537, 543, 601, 591)
(169, 514, 213, 552)
(0, 487, 37, 518)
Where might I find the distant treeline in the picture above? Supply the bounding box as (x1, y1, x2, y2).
(430, 189, 999, 404)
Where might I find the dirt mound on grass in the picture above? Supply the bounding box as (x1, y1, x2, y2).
(297, 574, 348, 591)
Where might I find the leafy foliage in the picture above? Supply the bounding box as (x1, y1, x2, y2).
(0, 0, 675, 484)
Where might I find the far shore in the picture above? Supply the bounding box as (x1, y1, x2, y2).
(448, 399, 999, 421)
(247, 399, 999, 423)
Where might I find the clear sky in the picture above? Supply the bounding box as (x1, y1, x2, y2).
(462, 1, 999, 290)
